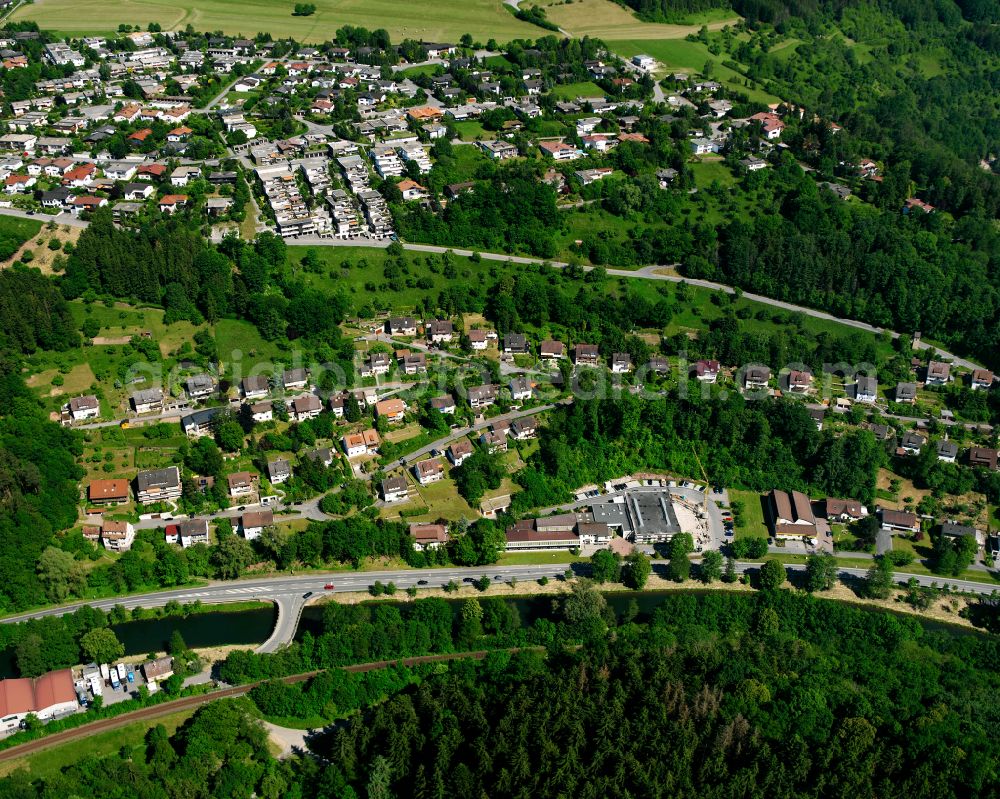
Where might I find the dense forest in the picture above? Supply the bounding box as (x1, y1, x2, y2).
(513, 392, 884, 511)
(4, 590, 998, 798)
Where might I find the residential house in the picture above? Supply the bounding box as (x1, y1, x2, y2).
(823, 498, 866, 523)
(538, 140, 583, 161)
(504, 333, 528, 355)
(426, 320, 454, 343)
(510, 416, 538, 441)
(306, 447, 334, 467)
(694, 360, 720, 382)
(282, 368, 308, 390)
(786, 369, 812, 393)
(178, 519, 209, 548)
(509, 377, 533, 402)
(467, 329, 488, 350)
(158, 194, 188, 214)
(267, 459, 292, 485)
(430, 395, 456, 415)
(142, 656, 174, 682)
(88, 478, 129, 505)
(68, 395, 100, 421)
(241, 375, 270, 399)
(900, 431, 926, 455)
(895, 382, 917, 404)
(448, 438, 474, 466)
(249, 400, 273, 423)
(467, 384, 497, 410)
(968, 447, 999, 471)
(971, 369, 994, 390)
(227, 471, 257, 498)
(181, 407, 225, 438)
(241, 509, 273, 541)
(413, 457, 445, 485)
(387, 316, 417, 335)
(611, 353, 632, 374)
(480, 428, 507, 454)
(925, 360, 951, 385)
(937, 439, 958, 463)
(768, 489, 817, 539)
(574, 343, 600, 366)
(940, 521, 984, 550)
(185, 374, 215, 399)
(292, 394, 322, 421)
(853, 375, 878, 404)
(342, 429, 380, 457)
(409, 523, 449, 551)
(744, 366, 771, 391)
(401, 352, 427, 375)
(539, 340, 565, 361)
(879, 508, 920, 533)
(375, 398, 406, 423)
(135, 466, 182, 504)
(130, 387, 163, 414)
(100, 520, 135, 552)
(397, 178, 427, 201)
(381, 475, 409, 503)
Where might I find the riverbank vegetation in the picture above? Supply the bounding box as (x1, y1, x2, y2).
(5, 588, 998, 797)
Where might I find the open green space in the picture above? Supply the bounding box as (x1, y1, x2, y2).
(10, 0, 541, 43)
(0, 707, 197, 780)
(0, 215, 43, 261)
(549, 81, 606, 100)
(535, 0, 737, 39)
(452, 120, 490, 141)
(728, 489, 768, 539)
(609, 37, 782, 104)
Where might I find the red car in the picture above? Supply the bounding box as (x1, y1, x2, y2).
(324, 583, 335, 590)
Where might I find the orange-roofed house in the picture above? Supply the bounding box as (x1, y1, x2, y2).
(128, 128, 153, 143)
(407, 106, 443, 122)
(88, 478, 130, 505)
(159, 194, 188, 213)
(397, 179, 427, 200)
(375, 398, 406, 423)
(167, 126, 193, 142)
(63, 163, 96, 187)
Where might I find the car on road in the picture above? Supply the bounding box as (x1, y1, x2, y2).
(462, 577, 474, 583)
(324, 583, 335, 590)
(238, 505, 246, 511)
(302, 591, 313, 598)
(494, 575, 502, 580)
(417, 580, 428, 585)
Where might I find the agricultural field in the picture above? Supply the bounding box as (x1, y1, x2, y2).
(535, 0, 736, 39)
(10, 0, 540, 43)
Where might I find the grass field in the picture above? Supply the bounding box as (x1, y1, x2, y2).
(0, 708, 196, 780)
(549, 81, 606, 100)
(452, 120, 490, 142)
(11, 0, 540, 42)
(729, 489, 768, 538)
(535, 0, 737, 39)
(0, 214, 44, 263)
(609, 37, 782, 104)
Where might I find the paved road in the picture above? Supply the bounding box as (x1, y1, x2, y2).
(3, 207, 980, 369)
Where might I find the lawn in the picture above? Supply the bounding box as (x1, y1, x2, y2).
(452, 120, 489, 141)
(10, 0, 541, 42)
(535, 0, 738, 39)
(609, 37, 782, 104)
(689, 159, 738, 189)
(497, 551, 585, 565)
(409, 474, 476, 520)
(0, 214, 43, 263)
(549, 81, 606, 100)
(215, 318, 288, 373)
(729, 489, 768, 538)
(0, 708, 197, 780)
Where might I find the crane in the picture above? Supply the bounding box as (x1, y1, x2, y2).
(691, 444, 710, 515)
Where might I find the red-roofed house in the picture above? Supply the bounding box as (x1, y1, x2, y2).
(159, 194, 188, 213)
